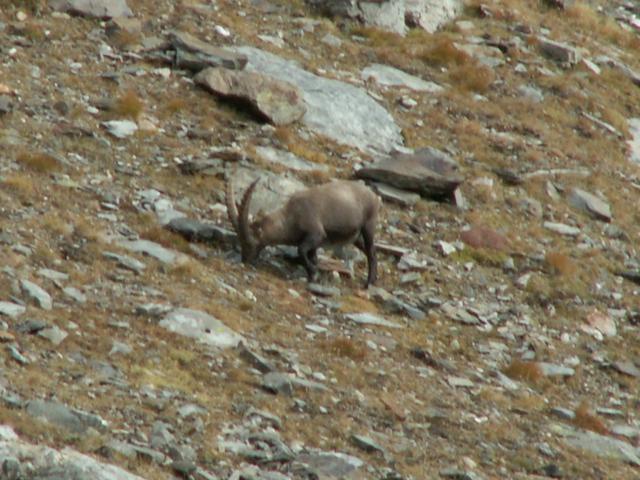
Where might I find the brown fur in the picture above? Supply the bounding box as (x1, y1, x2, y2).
(227, 179, 380, 287)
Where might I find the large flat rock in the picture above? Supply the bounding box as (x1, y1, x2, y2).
(49, 0, 133, 18)
(160, 308, 244, 348)
(361, 64, 443, 92)
(405, 0, 464, 33)
(355, 147, 463, 198)
(195, 67, 306, 126)
(0, 425, 144, 480)
(231, 47, 403, 154)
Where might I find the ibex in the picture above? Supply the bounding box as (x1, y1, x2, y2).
(226, 178, 380, 287)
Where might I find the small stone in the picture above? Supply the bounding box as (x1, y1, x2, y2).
(351, 434, 385, 454)
(160, 308, 243, 348)
(103, 251, 146, 273)
(539, 362, 575, 377)
(20, 280, 52, 310)
(0, 302, 26, 318)
(38, 326, 68, 346)
(102, 119, 138, 138)
(568, 188, 612, 222)
(611, 360, 640, 378)
(63, 286, 87, 304)
(344, 312, 404, 329)
(543, 222, 581, 236)
(238, 343, 276, 373)
(447, 376, 475, 388)
(261, 372, 293, 395)
(362, 64, 443, 92)
(109, 341, 132, 356)
(6, 345, 28, 365)
(307, 283, 340, 297)
(537, 36, 581, 64)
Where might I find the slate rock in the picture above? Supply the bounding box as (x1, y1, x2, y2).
(0, 302, 26, 319)
(628, 118, 640, 163)
(103, 251, 146, 273)
(351, 434, 386, 454)
(539, 362, 575, 377)
(20, 280, 52, 310)
(361, 64, 443, 92)
(15, 319, 47, 334)
(568, 188, 612, 222)
(37, 268, 69, 282)
(6, 345, 29, 365)
(238, 343, 276, 373)
(63, 286, 87, 304)
(308, 0, 406, 35)
(0, 96, 13, 115)
(255, 146, 329, 172)
(355, 147, 462, 199)
(38, 326, 68, 346)
(160, 308, 243, 348)
(164, 30, 248, 71)
(543, 222, 580, 236)
(295, 450, 364, 478)
(102, 120, 138, 138)
(0, 430, 146, 479)
(612, 360, 640, 378)
(261, 372, 328, 395)
(554, 424, 640, 466)
(118, 239, 188, 265)
(370, 182, 420, 206)
(167, 217, 236, 244)
(344, 312, 404, 329)
(232, 46, 403, 154)
(405, 0, 464, 33)
(195, 67, 306, 126)
(26, 400, 108, 433)
(49, 0, 133, 19)
(537, 36, 581, 64)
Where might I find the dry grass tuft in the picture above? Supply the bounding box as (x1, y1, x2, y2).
(504, 360, 543, 384)
(2, 174, 37, 203)
(16, 150, 61, 174)
(110, 30, 141, 50)
(565, 4, 639, 48)
(163, 97, 188, 117)
(545, 251, 577, 276)
(420, 37, 470, 67)
(320, 337, 368, 361)
(449, 63, 495, 93)
(573, 401, 609, 435)
(140, 226, 191, 253)
(113, 90, 145, 120)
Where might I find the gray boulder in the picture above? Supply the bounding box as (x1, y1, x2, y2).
(355, 147, 462, 198)
(0, 425, 144, 480)
(405, 0, 464, 33)
(160, 308, 244, 348)
(49, 0, 132, 18)
(308, 0, 406, 35)
(231, 47, 403, 154)
(195, 68, 306, 126)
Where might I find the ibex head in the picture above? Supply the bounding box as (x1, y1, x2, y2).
(225, 178, 262, 264)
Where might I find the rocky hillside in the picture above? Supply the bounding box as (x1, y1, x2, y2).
(1, 0, 640, 478)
